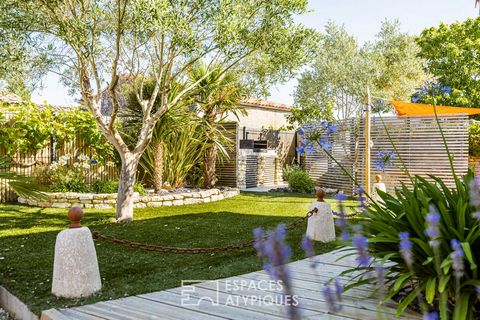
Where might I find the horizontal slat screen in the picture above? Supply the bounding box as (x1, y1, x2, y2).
(302, 115, 469, 195)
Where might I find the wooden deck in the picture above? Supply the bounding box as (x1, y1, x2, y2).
(41, 250, 421, 320)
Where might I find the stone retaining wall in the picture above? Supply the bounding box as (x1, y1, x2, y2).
(18, 188, 240, 209)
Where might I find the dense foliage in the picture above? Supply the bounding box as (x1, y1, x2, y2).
(346, 173, 480, 319)
(470, 122, 480, 157)
(290, 20, 427, 125)
(285, 167, 315, 193)
(34, 155, 145, 194)
(416, 18, 480, 108)
(0, 103, 117, 162)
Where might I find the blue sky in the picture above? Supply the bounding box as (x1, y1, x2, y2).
(32, 0, 479, 106)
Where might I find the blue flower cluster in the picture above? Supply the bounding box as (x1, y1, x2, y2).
(374, 150, 395, 172)
(322, 278, 343, 313)
(296, 122, 337, 156)
(411, 80, 452, 103)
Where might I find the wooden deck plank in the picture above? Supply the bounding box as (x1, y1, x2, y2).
(52, 250, 422, 320)
(106, 296, 225, 320)
(140, 289, 290, 320)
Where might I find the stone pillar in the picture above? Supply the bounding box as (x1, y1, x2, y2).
(237, 155, 247, 189)
(257, 155, 266, 186)
(51, 207, 102, 298)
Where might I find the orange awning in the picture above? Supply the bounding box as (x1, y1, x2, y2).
(391, 100, 480, 116)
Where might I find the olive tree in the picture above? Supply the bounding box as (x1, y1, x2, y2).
(1, 0, 318, 221)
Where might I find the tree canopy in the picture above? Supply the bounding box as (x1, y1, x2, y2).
(0, 0, 319, 220)
(416, 17, 480, 108)
(290, 20, 427, 125)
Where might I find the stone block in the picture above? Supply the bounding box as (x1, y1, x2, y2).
(134, 203, 146, 209)
(211, 194, 224, 202)
(173, 194, 184, 200)
(162, 201, 173, 206)
(84, 204, 94, 209)
(172, 199, 184, 206)
(162, 195, 175, 201)
(191, 192, 202, 198)
(79, 194, 94, 201)
(51, 202, 71, 209)
(203, 197, 211, 203)
(184, 198, 203, 205)
(146, 202, 163, 207)
(94, 204, 114, 209)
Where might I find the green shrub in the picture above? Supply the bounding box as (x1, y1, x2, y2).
(287, 169, 315, 193)
(469, 121, 480, 157)
(282, 164, 303, 182)
(348, 173, 480, 319)
(134, 181, 147, 196)
(92, 179, 118, 193)
(49, 167, 91, 193)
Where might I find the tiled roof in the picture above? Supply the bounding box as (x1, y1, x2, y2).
(239, 98, 291, 112)
(0, 90, 23, 103)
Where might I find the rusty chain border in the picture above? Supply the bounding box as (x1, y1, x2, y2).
(91, 208, 318, 254)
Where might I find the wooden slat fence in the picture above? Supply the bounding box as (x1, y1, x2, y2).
(0, 111, 118, 203)
(302, 114, 469, 194)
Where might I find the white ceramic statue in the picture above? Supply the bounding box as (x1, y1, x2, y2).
(306, 187, 336, 242)
(372, 174, 387, 203)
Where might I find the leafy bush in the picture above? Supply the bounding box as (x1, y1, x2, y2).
(286, 169, 315, 193)
(92, 179, 147, 195)
(470, 121, 480, 157)
(92, 179, 118, 193)
(282, 164, 303, 182)
(347, 173, 480, 319)
(133, 181, 147, 196)
(49, 168, 90, 193)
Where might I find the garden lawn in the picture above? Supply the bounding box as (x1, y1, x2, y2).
(0, 192, 358, 315)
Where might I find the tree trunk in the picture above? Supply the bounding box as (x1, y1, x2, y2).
(116, 153, 140, 222)
(152, 141, 164, 193)
(203, 144, 217, 188)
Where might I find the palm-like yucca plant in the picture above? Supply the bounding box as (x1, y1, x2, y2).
(121, 79, 191, 192)
(187, 62, 246, 188)
(0, 156, 45, 200)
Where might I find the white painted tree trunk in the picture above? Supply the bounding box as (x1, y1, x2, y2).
(116, 153, 140, 222)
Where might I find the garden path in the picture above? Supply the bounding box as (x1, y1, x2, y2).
(41, 249, 422, 320)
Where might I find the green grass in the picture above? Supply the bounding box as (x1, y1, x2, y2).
(0, 192, 358, 315)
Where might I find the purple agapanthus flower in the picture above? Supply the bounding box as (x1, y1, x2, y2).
(333, 193, 347, 201)
(374, 150, 395, 172)
(353, 226, 371, 267)
(470, 175, 480, 208)
(253, 225, 300, 319)
(91, 159, 98, 165)
(322, 279, 343, 313)
(399, 231, 414, 266)
(333, 193, 348, 230)
(301, 235, 319, 268)
(340, 231, 350, 241)
(318, 138, 332, 150)
(450, 239, 464, 279)
(375, 262, 386, 289)
(425, 205, 441, 248)
(423, 311, 439, 320)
